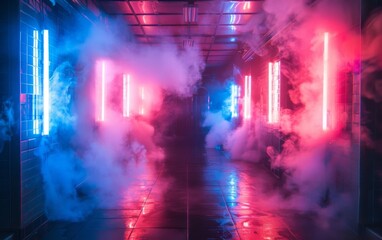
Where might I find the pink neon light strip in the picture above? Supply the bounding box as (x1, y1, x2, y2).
(323, 32, 329, 130)
(123, 74, 130, 117)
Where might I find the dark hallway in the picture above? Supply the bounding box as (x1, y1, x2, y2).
(1, 0, 382, 239)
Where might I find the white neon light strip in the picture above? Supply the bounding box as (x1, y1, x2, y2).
(268, 62, 273, 123)
(140, 87, 145, 115)
(244, 75, 251, 119)
(231, 84, 239, 118)
(273, 61, 280, 123)
(323, 32, 329, 130)
(42, 30, 50, 135)
(33, 30, 40, 134)
(268, 61, 281, 124)
(233, 85, 239, 118)
(123, 74, 131, 117)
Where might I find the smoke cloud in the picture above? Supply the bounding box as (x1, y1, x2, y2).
(203, 0, 361, 227)
(38, 17, 204, 220)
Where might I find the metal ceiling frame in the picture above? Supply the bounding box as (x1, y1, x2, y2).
(97, 0, 265, 66)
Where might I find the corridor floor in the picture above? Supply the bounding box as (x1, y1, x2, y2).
(33, 144, 359, 240)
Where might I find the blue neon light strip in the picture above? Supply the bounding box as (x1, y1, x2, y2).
(42, 30, 50, 135)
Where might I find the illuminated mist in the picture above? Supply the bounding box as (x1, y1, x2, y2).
(38, 18, 204, 220)
(203, 0, 361, 227)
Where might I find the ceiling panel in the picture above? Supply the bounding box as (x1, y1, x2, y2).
(216, 25, 249, 35)
(100, 1, 132, 14)
(210, 43, 238, 50)
(189, 26, 216, 35)
(146, 36, 186, 44)
(154, 2, 184, 14)
(137, 14, 185, 25)
(206, 60, 226, 66)
(208, 55, 231, 61)
(216, 25, 238, 35)
(136, 15, 158, 25)
(129, 1, 156, 14)
(219, 14, 252, 25)
(214, 36, 238, 43)
(143, 26, 188, 36)
(122, 15, 139, 25)
(198, 43, 212, 50)
(136, 36, 149, 43)
(197, 15, 220, 25)
(208, 50, 234, 56)
(191, 36, 214, 44)
(196, 1, 223, 14)
(130, 26, 144, 35)
(222, 1, 263, 14)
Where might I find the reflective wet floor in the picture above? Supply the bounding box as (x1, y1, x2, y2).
(33, 144, 359, 240)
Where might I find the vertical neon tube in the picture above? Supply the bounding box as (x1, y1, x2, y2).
(33, 30, 39, 95)
(42, 30, 50, 135)
(322, 32, 329, 131)
(268, 61, 281, 124)
(231, 85, 235, 116)
(33, 30, 40, 134)
(244, 75, 251, 119)
(234, 85, 239, 118)
(249, 76, 251, 118)
(268, 62, 273, 123)
(231, 84, 239, 118)
(140, 87, 145, 115)
(123, 74, 131, 117)
(244, 76, 248, 119)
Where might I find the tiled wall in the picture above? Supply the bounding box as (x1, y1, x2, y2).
(20, 1, 46, 229)
(0, 0, 100, 238)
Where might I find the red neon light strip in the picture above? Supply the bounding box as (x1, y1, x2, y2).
(323, 33, 329, 130)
